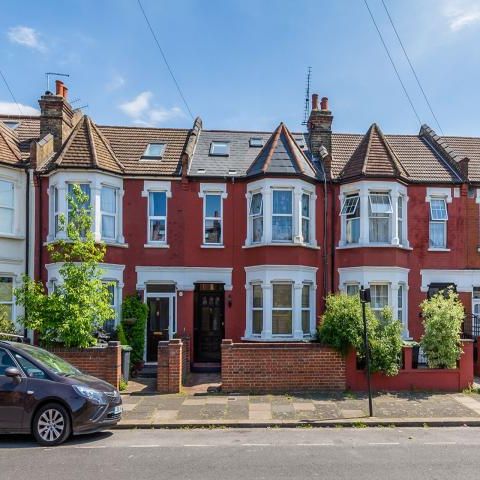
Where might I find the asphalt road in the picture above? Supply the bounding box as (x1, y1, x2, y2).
(1, 427, 480, 479)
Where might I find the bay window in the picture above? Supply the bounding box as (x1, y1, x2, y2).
(53, 187, 60, 235)
(397, 284, 404, 326)
(301, 193, 310, 243)
(272, 283, 293, 335)
(204, 194, 222, 244)
(101, 186, 117, 240)
(301, 284, 311, 335)
(103, 282, 118, 334)
(148, 191, 167, 243)
(0, 180, 14, 234)
(368, 192, 392, 243)
(249, 192, 263, 243)
(345, 283, 360, 296)
(341, 194, 360, 244)
(429, 198, 447, 249)
(397, 196, 404, 245)
(67, 183, 91, 221)
(272, 190, 293, 242)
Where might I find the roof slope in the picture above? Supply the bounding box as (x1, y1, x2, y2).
(339, 123, 408, 180)
(247, 123, 316, 178)
(98, 125, 189, 176)
(0, 121, 22, 166)
(49, 116, 124, 173)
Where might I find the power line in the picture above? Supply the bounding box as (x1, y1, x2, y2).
(137, 0, 194, 120)
(0, 69, 23, 115)
(381, 0, 444, 135)
(363, 0, 422, 126)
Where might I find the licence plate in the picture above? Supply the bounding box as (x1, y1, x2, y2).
(113, 406, 122, 415)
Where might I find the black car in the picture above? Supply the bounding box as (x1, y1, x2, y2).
(0, 340, 122, 446)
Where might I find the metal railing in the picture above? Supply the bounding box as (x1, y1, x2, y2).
(461, 314, 480, 340)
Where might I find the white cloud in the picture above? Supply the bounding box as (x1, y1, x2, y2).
(0, 102, 39, 116)
(106, 74, 126, 92)
(443, 1, 480, 31)
(7, 26, 46, 52)
(119, 91, 185, 125)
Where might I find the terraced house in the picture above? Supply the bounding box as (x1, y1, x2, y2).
(1, 82, 480, 369)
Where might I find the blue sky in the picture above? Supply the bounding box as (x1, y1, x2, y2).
(1, 0, 480, 135)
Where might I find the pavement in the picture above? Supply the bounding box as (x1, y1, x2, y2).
(3, 428, 480, 479)
(119, 377, 480, 427)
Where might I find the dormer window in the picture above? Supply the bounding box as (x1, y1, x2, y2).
(210, 142, 230, 156)
(249, 137, 263, 147)
(2, 121, 19, 130)
(141, 143, 166, 160)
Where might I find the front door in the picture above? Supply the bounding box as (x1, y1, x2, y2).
(0, 348, 26, 432)
(194, 284, 225, 363)
(146, 297, 171, 362)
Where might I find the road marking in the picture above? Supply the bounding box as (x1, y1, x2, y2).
(368, 442, 400, 446)
(74, 445, 107, 449)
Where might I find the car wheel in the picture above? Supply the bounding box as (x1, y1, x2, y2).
(33, 403, 71, 446)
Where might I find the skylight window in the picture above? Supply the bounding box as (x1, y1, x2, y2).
(141, 143, 166, 159)
(2, 121, 19, 130)
(249, 137, 263, 147)
(210, 142, 230, 156)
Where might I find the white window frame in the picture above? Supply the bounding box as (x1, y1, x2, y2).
(198, 183, 227, 247)
(148, 191, 168, 244)
(339, 266, 410, 338)
(301, 283, 312, 336)
(0, 276, 14, 322)
(301, 192, 311, 243)
(141, 143, 166, 160)
(100, 185, 118, 241)
(249, 191, 263, 244)
(429, 197, 448, 249)
(272, 189, 293, 243)
(368, 192, 392, 243)
(0, 179, 14, 235)
(370, 283, 390, 319)
(251, 283, 263, 336)
(339, 181, 409, 249)
(245, 178, 317, 248)
(341, 193, 360, 245)
(425, 188, 452, 251)
(141, 181, 171, 248)
(345, 283, 360, 296)
(244, 265, 317, 340)
(272, 282, 293, 336)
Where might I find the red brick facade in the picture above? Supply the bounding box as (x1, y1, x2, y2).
(221, 340, 346, 393)
(48, 341, 121, 389)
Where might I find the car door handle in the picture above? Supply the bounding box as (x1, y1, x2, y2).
(27, 390, 34, 395)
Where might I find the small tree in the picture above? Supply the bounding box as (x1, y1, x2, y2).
(318, 293, 403, 376)
(420, 288, 464, 369)
(15, 185, 114, 347)
(0, 309, 18, 340)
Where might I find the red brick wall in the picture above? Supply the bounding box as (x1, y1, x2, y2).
(48, 341, 121, 389)
(221, 340, 346, 393)
(157, 339, 182, 393)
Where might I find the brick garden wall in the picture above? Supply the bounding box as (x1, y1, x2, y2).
(157, 339, 183, 393)
(221, 340, 346, 393)
(48, 341, 122, 389)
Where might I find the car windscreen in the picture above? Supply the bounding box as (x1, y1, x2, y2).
(12, 344, 81, 377)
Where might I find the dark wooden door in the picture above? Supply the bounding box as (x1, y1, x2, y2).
(194, 289, 224, 362)
(146, 297, 170, 362)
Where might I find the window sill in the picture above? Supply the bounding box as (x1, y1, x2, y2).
(144, 243, 170, 249)
(243, 242, 320, 250)
(0, 233, 25, 240)
(241, 336, 313, 342)
(337, 243, 412, 251)
(201, 244, 225, 249)
(103, 241, 129, 248)
(428, 248, 451, 252)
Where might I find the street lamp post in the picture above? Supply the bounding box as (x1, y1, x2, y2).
(359, 285, 373, 417)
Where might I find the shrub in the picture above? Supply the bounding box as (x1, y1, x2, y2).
(115, 322, 128, 346)
(121, 295, 148, 366)
(420, 288, 463, 369)
(318, 293, 403, 376)
(15, 185, 114, 347)
(0, 310, 18, 340)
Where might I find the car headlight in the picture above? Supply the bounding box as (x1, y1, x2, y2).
(73, 385, 107, 405)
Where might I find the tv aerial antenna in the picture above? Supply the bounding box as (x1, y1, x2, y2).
(45, 72, 70, 92)
(301, 66, 312, 126)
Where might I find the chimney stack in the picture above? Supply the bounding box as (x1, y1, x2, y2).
(39, 81, 78, 152)
(307, 92, 333, 168)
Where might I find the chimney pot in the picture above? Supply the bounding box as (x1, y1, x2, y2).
(321, 97, 329, 111)
(312, 93, 319, 110)
(55, 80, 64, 97)
(63, 86, 68, 100)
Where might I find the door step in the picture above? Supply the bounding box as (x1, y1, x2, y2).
(191, 362, 221, 373)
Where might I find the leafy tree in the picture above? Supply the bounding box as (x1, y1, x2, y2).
(121, 295, 148, 366)
(318, 293, 403, 376)
(15, 185, 114, 347)
(420, 288, 464, 369)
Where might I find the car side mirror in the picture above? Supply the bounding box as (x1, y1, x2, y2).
(5, 367, 22, 379)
